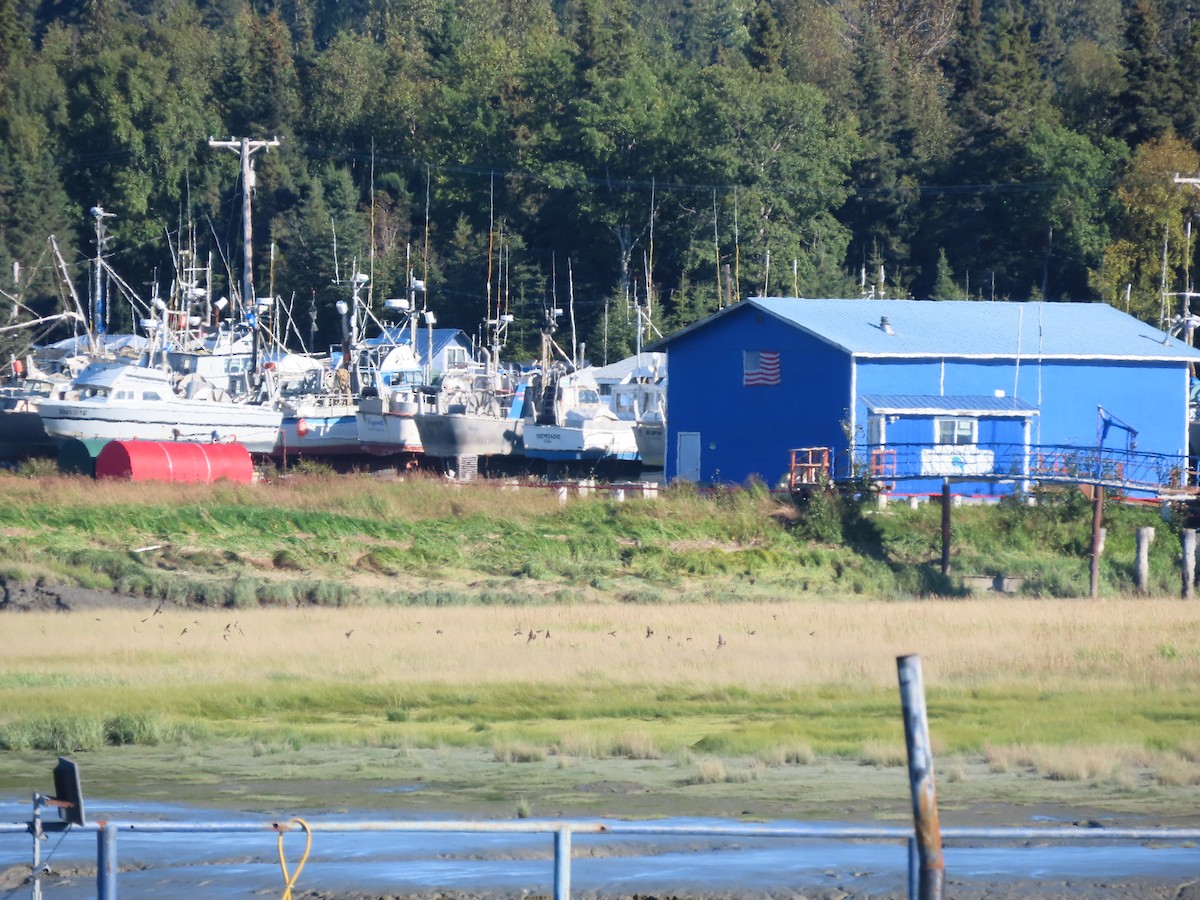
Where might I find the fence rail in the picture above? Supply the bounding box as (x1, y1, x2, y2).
(791, 443, 1193, 495)
(5, 816, 1200, 899)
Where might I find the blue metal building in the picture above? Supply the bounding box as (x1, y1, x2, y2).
(652, 298, 1200, 494)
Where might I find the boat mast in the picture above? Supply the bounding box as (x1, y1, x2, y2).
(91, 205, 114, 343)
(48, 234, 94, 354)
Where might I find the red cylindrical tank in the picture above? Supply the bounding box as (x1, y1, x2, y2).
(95, 440, 253, 484)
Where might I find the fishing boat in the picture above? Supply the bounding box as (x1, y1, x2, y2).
(412, 313, 527, 466)
(412, 364, 526, 461)
(354, 345, 427, 456)
(0, 316, 97, 458)
(353, 286, 438, 457)
(38, 359, 284, 453)
(523, 365, 639, 465)
(0, 373, 70, 457)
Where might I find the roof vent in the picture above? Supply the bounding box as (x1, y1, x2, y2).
(880, 316, 895, 336)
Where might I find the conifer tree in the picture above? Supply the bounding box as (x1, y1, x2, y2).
(1113, 0, 1181, 147)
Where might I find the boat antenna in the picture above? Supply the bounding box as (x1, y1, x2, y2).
(733, 187, 740, 303)
(331, 216, 341, 286)
(369, 140, 376, 314)
(422, 165, 431, 314)
(568, 258, 578, 368)
(486, 172, 495, 323)
(713, 190, 722, 310)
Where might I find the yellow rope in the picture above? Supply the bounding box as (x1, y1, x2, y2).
(277, 817, 312, 900)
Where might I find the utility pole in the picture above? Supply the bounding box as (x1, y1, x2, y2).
(1172, 174, 1200, 346)
(208, 135, 280, 376)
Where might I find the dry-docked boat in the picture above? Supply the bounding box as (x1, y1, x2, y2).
(38, 360, 283, 454)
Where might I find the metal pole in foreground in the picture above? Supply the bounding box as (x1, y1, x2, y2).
(940, 481, 951, 577)
(907, 835, 919, 900)
(1090, 483, 1104, 599)
(897, 654, 943, 900)
(553, 827, 571, 900)
(97, 822, 117, 900)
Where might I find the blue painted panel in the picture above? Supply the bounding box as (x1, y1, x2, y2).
(665, 305, 853, 485)
(666, 311, 1191, 492)
(1032, 361, 1187, 456)
(869, 414, 1028, 495)
(859, 357, 1189, 458)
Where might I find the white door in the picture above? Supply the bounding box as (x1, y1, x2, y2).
(676, 431, 701, 482)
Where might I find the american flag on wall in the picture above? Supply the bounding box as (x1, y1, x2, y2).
(743, 350, 781, 386)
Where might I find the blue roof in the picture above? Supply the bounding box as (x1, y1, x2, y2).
(860, 393, 1039, 415)
(368, 327, 471, 358)
(658, 298, 1200, 362)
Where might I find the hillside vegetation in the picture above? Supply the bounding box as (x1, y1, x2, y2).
(0, 470, 1186, 605)
(3, 0, 1200, 368)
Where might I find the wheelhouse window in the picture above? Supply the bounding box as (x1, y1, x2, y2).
(935, 417, 977, 445)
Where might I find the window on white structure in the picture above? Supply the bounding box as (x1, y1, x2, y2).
(935, 417, 976, 445)
(446, 348, 468, 368)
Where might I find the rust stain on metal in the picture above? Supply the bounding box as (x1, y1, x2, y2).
(916, 786, 944, 868)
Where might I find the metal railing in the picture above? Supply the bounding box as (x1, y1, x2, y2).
(790, 443, 1193, 495)
(4, 816, 1200, 899)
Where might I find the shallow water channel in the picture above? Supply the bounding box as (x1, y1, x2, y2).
(2, 797, 1197, 898)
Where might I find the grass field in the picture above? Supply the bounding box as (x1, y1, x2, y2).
(2, 598, 1199, 819)
(1, 473, 1199, 821)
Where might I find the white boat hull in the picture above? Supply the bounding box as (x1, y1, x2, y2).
(634, 421, 666, 469)
(275, 413, 363, 456)
(523, 422, 639, 461)
(39, 399, 282, 454)
(356, 395, 424, 455)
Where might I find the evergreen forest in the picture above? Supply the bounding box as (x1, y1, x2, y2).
(4, 0, 1200, 362)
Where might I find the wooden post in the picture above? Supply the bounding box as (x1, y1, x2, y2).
(1135, 526, 1155, 594)
(940, 481, 951, 577)
(897, 654, 944, 900)
(1090, 484, 1104, 599)
(1183, 529, 1196, 599)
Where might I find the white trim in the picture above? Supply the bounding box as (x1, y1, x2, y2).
(934, 416, 978, 445)
(865, 406, 1038, 417)
(851, 351, 1200, 363)
(849, 358, 858, 448)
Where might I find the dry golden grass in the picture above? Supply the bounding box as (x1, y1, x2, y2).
(0, 470, 571, 520)
(3, 598, 1197, 692)
(983, 742, 1200, 786)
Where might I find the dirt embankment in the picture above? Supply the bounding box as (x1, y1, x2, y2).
(0, 579, 144, 613)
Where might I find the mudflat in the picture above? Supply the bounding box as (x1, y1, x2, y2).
(3, 585, 1199, 898)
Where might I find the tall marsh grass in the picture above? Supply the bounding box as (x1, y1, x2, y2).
(2, 598, 1196, 768)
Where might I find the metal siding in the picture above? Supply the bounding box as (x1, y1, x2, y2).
(1036, 360, 1186, 456)
(664, 300, 1194, 489)
(664, 304, 852, 484)
(863, 357, 1188, 456)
